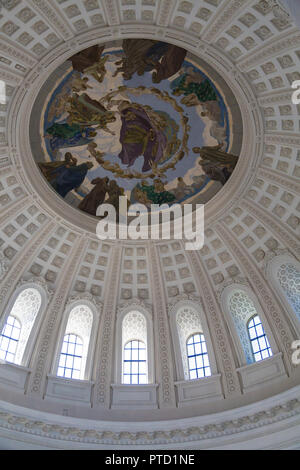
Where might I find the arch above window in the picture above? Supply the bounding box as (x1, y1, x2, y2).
(266, 254, 300, 334)
(122, 311, 148, 385)
(115, 302, 154, 385)
(168, 299, 217, 381)
(221, 285, 277, 366)
(56, 304, 94, 381)
(0, 286, 43, 366)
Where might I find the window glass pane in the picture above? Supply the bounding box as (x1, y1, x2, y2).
(0, 316, 21, 363)
(248, 315, 273, 362)
(57, 334, 83, 379)
(187, 333, 211, 380)
(122, 340, 148, 384)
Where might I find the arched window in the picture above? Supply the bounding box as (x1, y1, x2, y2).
(0, 288, 42, 365)
(123, 339, 147, 384)
(57, 334, 83, 379)
(121, 311, 148, 385)
(227, 289, 275, 365)
(277, 263, 300, 321)
(186, 333, 211, 380)
(247, 315, 273, 362)
(175, 305, 214, 380)
(55, 304, 93, 380)
(0, 316, 21, 363)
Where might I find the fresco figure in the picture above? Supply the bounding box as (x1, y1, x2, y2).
(83, 55, 109, 84)
(200, 162, 232, 185)
(45, 122, 97, 152)
(78, 176, 109, 215)
(38, 152, 77, 183)
(51, 161, 94, 198)
(67, 93, 116, 134)
(134, 179, 175, 205)
(193, 144, 238, 168)
(113, 39, 167, 80)
(117, 102, 168, 172)
(69, 45, 105, 73)
(151, 45, 187, 83)
(171, 73, 217, 103)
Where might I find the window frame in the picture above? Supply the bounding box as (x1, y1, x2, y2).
(0, 315, 21, 363)
(122, 339, 148, 385)
(51, 298, 100, 381)
(186, 332, 212, 380)
(221, 284, 278, 366)
(168, 299, 217, 381)
(115, 304, 154, 385)
(247, 314, 273, 363)
(0, 282, 48, 367)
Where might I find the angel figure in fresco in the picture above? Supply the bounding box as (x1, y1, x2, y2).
(113, 39, 168, 80)
(151, 44, 187, 83)
(45, 121, 97, 152)
(113, 100, 169, 172)
(78, 176, 110, 216)
(69, 45, 105, 73)
(51, 161, 94, 198)
(171, 71, 217, 104)
(193, 144, 238, 168)
(66, 93, 116, 135)
(71, 76, 93, 93)
(38, 152, 77, 183)
(83, 55, 110, 84)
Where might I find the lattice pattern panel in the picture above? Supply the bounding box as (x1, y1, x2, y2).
(216, 2, 293, 62)
(70, 239, 111, 298)
(222, 203, 286, 267)
(158, 241, 197, 297)
(119, 245, 151, 301)
(263, 143, 300, 179)
(26, 225, 78, 287)
(0, 203, 49, 268)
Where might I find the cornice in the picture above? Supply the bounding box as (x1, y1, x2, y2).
(237, 28, 300, 71)
(257, 167, 300, 194)
(0, 390, 299, 446)
(26, 0, 74, 41)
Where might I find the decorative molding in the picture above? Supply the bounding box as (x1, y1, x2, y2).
(185, 249, 241, 397)
(241, 199, 300, 260)
(26, 0, 74, 41)
(94, 245, 122, 406)
(156, 0, 174, 27)
(16, 277, 54, 298)
(265, 133, 300, 147)
(258, 89, 293, 106)
(257, 167, 300, 194)
(0, 35, 37, 68)
(216, 277, 250, 302)
(216, 222, 295, 370)
(66, 292, 103, 310)
(117, 298, 152, 316)
(102, 0, 120, 26)
(0, 196, 32, 228)
(28, 236, 87, 395)
(202, 0, 253, 43)
(238, 30, 300, 71)
(148, 243, 176, 408)
(167, 293, 201, 312)
(0, 391, 299, 446)
(0, 221, 55, 310)
(262, 248, 294, 277)
(0, 252, 8, 282)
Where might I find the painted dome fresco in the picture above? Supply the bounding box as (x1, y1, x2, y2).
(31, 40, 242, 217)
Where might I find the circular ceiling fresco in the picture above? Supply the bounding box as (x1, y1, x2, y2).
(32, 40, 242, 218)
